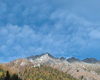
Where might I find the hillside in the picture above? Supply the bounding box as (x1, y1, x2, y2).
(0, 64, 14, 75)
(4, 58, 34, 73)
(0, 67, 21, 80)
(19, 65, 77, 80)
(0, 67, 6, 80)
(0, 64, 78, 80)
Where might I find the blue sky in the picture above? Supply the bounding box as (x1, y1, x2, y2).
(0, 0, 100, 62)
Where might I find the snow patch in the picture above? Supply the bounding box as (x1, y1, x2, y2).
(29, 59, 34, 62)
(31, 64, 40, 68)
(20, 62, 25, 66)
(37, 54, 51, 61)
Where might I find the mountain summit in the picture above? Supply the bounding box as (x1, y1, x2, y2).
(26, 53, 60, 64)
(26, 53, 58, 61)
(83, 58, 100, 64)
(67, 57, 81, 63)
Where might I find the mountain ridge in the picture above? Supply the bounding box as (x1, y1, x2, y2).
(26, 53, 100, 64)
(2, 53, 100, 80)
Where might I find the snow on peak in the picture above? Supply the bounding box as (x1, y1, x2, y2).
(20, 62, 25, 66)
(37, 53, 51, 61)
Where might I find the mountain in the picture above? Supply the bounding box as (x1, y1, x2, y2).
(83, 58, 100, 64)
(19, 65, 77, 80)
(5, 58, 34, 73)
(0, 58, 77, 80)
(67, 57, 100, 64)
(27, 53, 58, 61)
(26, 53, 61, 65)
(67, 57, 81, 63)
(2, 53, 100, 80)
(60, 57, 66, 61)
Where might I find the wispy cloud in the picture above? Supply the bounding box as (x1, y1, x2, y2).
(0, 0, 100, 62)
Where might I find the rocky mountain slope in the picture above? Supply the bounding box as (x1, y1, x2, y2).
(3, 53, 100, 80)
(82, 58, 100, 64)
(4, 58, 34, 73)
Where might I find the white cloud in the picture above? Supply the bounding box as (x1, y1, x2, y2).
(0, 0, 100, 62)
(89, 30, 100, 39)
(1, 13, 100, 62)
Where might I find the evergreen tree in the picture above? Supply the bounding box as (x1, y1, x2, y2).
(4, 71, 10, 80)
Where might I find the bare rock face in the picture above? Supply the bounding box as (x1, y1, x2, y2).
(67, 57, 81, 63)
(3, 53, 100, 80)
(83, 58, 100, 64)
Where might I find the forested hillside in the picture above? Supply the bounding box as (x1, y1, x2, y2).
(0, 68, 6, 80)
(19, 65, 77, 80)
(0, 68, 21, 80)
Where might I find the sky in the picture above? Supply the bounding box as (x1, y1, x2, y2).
(0, 0, 100, 62)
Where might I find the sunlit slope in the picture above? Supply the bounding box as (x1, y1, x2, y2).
(19, 65, 77, 80)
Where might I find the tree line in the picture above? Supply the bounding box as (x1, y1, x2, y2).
(0, 70, 22, 80)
